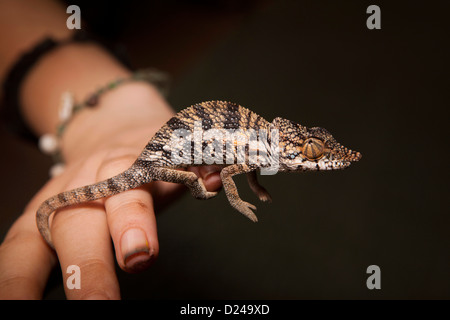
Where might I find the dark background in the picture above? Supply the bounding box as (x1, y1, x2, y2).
(0, 0, 448, 299)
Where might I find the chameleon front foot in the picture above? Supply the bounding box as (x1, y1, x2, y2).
(150, 167, 219, 200)
(189, 177, 219, 200)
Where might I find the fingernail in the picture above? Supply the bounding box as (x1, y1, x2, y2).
(121, 228, 151, 272)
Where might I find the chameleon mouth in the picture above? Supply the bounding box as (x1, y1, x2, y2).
(326, 148, 361, 170)
(346, 149, 362, 162)
(334, 144, 362, 163)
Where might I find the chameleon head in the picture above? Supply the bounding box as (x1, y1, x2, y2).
(272, 117, 362, 172)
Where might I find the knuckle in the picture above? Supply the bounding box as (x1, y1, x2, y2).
(0, 275, 38, 299)
(73, 257, 107, 271)
(70, 258, 110, 284)
(104, 192, 156, 246)
(65, 258, 119, 300)
(108, 196, 152, 218)
(0, 240, 49, 299)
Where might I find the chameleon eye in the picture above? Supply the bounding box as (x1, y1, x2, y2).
(302, 138, 325, 160)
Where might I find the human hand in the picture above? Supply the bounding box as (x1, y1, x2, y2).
(0, 83, 222, 299)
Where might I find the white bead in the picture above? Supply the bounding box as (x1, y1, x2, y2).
(59, 91, 74, 121)
(49, 163, 65, 177)
(39, 134, 59, 155)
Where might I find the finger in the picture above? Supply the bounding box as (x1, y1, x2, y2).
(147, 180, 186, 212)
(51, 198, 120, 299)
(104, 186, 158, 273)
(0, 175, 71, 299)
(96, 155, 158, 273)
(0, 213, 56, 299)
(37, 156, 122, 299)
(192, 165, 223, 191)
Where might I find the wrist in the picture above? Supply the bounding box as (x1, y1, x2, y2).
(18, 40, 174, 166)
(21, 42, 132, 136)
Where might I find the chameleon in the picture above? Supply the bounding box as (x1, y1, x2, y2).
(36, 101, 362, 249)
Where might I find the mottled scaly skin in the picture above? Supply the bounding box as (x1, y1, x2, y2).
(139, 101, 270, 167)
(37, 101, 361, 249)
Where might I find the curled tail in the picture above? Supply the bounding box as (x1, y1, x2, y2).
(36, 161, 151, 249)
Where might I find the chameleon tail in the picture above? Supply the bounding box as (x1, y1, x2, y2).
(36, 161, 151, 249)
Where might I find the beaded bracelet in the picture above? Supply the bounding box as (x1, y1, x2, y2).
(39, 68, 170, 177)
(1, 30, 132, 143)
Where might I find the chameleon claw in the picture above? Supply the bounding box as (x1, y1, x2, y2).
(204, 191, 219, 199)
(236, 201, 258, 222)
(257, 190, 272, 203)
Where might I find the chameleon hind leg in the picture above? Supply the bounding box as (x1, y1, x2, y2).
(220, 164, 259, 222)
(150, 167, 218, 200)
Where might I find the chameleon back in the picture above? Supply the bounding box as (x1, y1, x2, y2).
(138, 101, 271, 168)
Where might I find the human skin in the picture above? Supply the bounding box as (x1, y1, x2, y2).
(0, 0, 221, 299)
